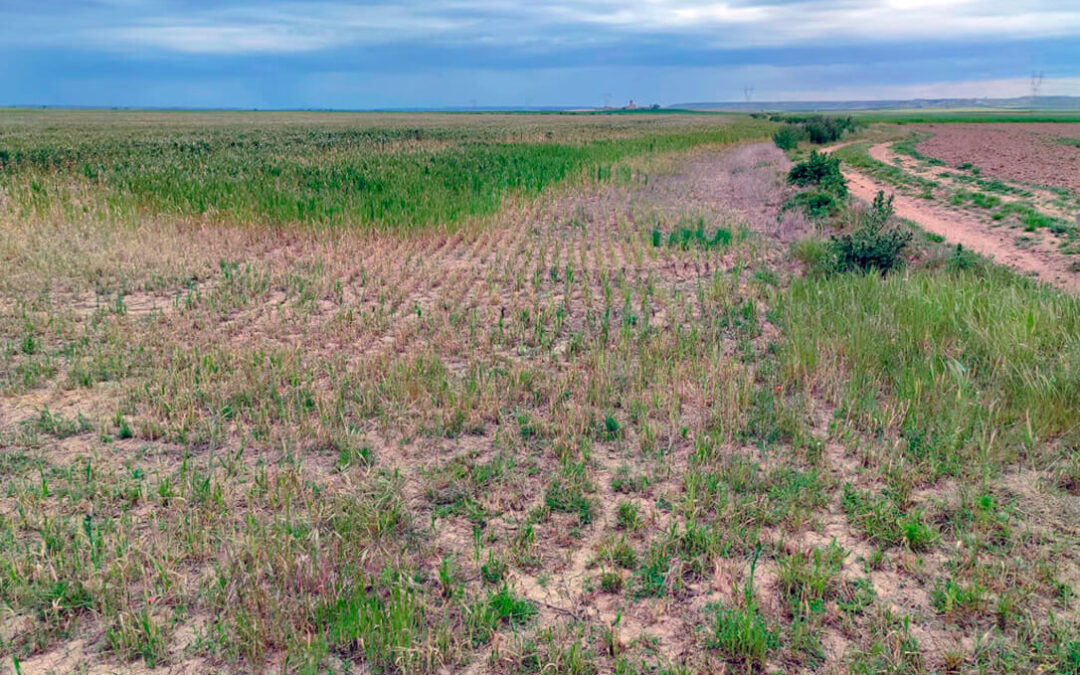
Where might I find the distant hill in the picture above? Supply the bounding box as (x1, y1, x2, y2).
(672, 96, 1080, 112)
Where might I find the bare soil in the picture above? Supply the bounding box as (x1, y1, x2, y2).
(916, 123, 1080, 194)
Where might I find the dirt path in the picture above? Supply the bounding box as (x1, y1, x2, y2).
(826, 142, 1080, 293)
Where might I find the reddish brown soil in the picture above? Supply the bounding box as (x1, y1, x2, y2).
(916, 123, 1080, 193)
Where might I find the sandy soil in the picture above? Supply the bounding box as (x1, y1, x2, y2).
(916, 123, 1080, 194)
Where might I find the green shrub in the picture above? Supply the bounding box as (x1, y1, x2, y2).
(802, 115, 855, 144)
(772, 124, 804, 151)
(781, 190, 842, 220)
(828, 192, 911, 274)
(787, 151, 847, 198)
(767, 115, 855, 144)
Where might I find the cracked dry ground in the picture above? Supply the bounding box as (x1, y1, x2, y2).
(3, 142, 1080, 674)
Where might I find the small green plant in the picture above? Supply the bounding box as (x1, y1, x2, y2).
(481, 554, 508, 584)
(658, 221, 734, 250)
(604, 414, 622, 440)
(787, 151, 847, 197)
(772, 124, 805, 151)
(616, 501, 641, 531)
(828, 192, 911, 274)
(777, 541, 847, 618)
(708, 548, 777, 667)
(487, 586, 537, 627)
(901, 512, 937, 552)
(545, 468, 596, 526)
(931, 578, 987, 619)
(115, 413, 133, 439)
(632, 545, 670, 599)
(600, 571, 623, 593)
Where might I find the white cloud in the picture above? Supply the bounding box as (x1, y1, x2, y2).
(4, 1, 1080, 55)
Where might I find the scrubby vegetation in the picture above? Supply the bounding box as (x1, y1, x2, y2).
(772, 125, 805, 151)
(770, 114, 856, 148)
(782, 150, 849, 221)
(786, 150, 847, 197)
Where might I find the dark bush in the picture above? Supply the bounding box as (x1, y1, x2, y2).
(803, 115, 855, 144)
(828, 192, 911, 274)
(767, 115, 855, 145)
(787, 151, 847, 197)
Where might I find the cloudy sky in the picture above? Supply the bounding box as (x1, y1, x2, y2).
(2, 0, 1079, 108)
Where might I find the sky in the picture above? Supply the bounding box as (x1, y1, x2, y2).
(2, 0, 1080, 109)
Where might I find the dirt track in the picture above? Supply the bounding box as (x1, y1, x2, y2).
(826, 142, 1080, 293)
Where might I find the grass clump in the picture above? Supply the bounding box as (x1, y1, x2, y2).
(707, 551, 777, 668)
(544, 463, 596, 526)
(652, 220, 734, 250)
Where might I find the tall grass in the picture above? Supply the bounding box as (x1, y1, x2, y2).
(781, 266, 1080, 479)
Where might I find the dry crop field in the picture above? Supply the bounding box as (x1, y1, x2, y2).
(2, 110, 1080, 675)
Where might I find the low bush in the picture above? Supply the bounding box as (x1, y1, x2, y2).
(803, 115, 856, 144)
(828, 192, 911, 274)
(781, 190, 842, 221)
(787, 151, 847, 198)
(772, 124, 805, 151)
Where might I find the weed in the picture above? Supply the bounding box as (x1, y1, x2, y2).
(616, 501, 642, 531)
(708, 549, 777, 668)
(600, 571, 624, 594)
